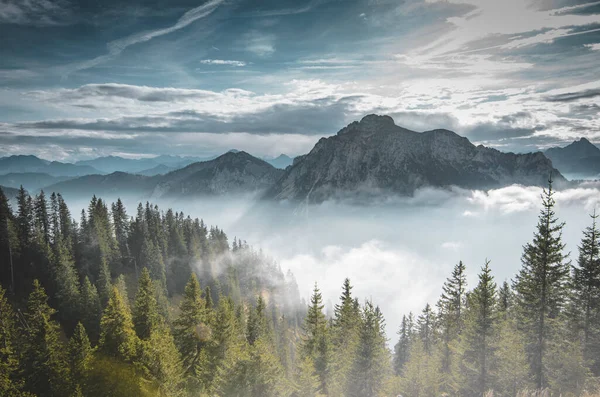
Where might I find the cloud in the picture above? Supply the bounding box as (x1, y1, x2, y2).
(243, 31, 276, 57)
(200, 59, 247, 67)
(586, 43, 600, 51)
(0, 0, 72, 25)
(279, 240, 446, 337)
(66, 0, 224, 75)
(545, 88, 600, 102)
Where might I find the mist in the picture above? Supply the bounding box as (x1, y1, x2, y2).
(59, 182, 600, 341)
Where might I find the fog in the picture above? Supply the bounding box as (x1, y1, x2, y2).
(62, 182, 600, 341)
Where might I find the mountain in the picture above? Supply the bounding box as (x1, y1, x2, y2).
(0, 185, 20, 200)
(0, 155, 101, 177)
(136, 164, 177, 176)
(151, 151, 284, 198)
(0, 173, 72, 191)
(74, 154, 234, 174)
(265, 114, 566, 202)
(544, 138, 600, 178)
(44, 172, 156, 198)
(264, 154, 294, 169)
(43, 152, 283, 199)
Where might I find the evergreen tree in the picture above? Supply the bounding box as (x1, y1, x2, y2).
(571, 211, 600, 375)
(302, 284, 331, 392)
(457, 260, 497, 396)
(0, 285, 23, 395)
(137, 325, 184, 397)
(330, 278, 361, 395)
(132, 268, 160, 340)
(513, 178, 570, 389)
(348, 301, 390, 397)
(498, 280, 513, 313)
(437, 261, 467, 378)
(97, 259, 112, 306)
(19, 280, 71, 397)
(247, 295, 269, 345)
(417, 303, 435, 355)
(492, 317, 531, 397)
(98, 286, 137, 362)
(81, 277, 102, 343)
(394, 313, 414, 375)
(68, 322, 93, 392)
(51, 239, 81, 331)
(173, 273, 210, 392)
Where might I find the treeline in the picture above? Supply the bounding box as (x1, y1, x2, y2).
(0, 179, 599, 397)
(390, 181, 600, 397)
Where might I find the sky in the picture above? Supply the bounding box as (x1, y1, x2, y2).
(0, 0, 599, 161)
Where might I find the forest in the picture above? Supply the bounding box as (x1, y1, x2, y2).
(0, 180, 599, 397)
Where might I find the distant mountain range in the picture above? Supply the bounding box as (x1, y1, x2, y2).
(262, 154, 293, 169)
(3, 115, 594, 203)
(545, 138, 600, 178)
(0, 173, 72, 191)
(0, 155, 101, 177)
(265, 115, 566, 202)
(44, 151, 284, 199)
(75, 154, 205, 174)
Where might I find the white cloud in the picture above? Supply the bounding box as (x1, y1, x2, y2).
(66, 0, 224, 75)
(279, 240, 446, 338)
(200, 59, 247, 67)
(585, 43, 600, 51)
(244, 31, 276, 57)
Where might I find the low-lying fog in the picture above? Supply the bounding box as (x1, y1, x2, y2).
(63, 181, 600, 340)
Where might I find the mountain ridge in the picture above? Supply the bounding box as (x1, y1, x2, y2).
(264, 114, 566, 202)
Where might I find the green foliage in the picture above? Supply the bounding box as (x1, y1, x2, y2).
(19, 280, 71, 397)
(98, 286, 137, 362)
(132, 268, 160, 340)
(513, 179, 570, 389)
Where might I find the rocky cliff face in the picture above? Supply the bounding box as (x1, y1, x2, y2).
(152, 151, 284, 198)
(265, 115, 565, 202)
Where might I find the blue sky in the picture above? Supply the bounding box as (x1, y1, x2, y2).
(0, 0, 599, 160)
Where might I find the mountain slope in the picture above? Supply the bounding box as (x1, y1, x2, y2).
(151, 151, 284, 198)
(544, 138, 600, 178)
(43, 152, 283, 199)
(265, 114, 565, 202)
(0, 155, 101, 177)
(0, 173, 72, 191)
(43, 172, 157, 198)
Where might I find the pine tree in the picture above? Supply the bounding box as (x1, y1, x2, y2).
(498, 280, 513, 313)
(571, 211, 600, 375)
(302, 283, 330, 394)
(68, 322, 93, 392)
(173, 273, 209, 391)
(19, 280, 71, 397)
(348, 301, 390, 397)
(399, 339, 442, 397)
(81, 276, 102, 343)
(437, 261, 467, 378)
(137, 325, 184, 397)
(457, 260, 497, 396)
(0, 285, 23, 395)
(132, 268, 160, 340)
(394, 313, 414, 375)
(513, 178, 570, 389)
(330, 278, 361, 394)
(417, 303, 435, 355)
(51, 239, 81, 331)
(247, 295, 269, 345)
(97, 259, 112, 306)
(98, 286, 137, 362)
(492, 316, 531, 397)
